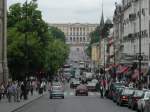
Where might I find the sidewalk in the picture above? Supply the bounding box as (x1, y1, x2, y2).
(0, 91, 47, 112)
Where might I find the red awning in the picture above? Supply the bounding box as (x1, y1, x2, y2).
(117, 66, 128, 74)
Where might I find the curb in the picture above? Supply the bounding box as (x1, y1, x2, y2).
(11, 92, 47, 112)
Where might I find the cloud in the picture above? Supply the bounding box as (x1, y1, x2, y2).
(7, 0, 121, 23)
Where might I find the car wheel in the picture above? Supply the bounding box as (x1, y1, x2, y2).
(86, 93, 88, 96)
(76, 93, 78, 96)
(62, 96, 64, 99)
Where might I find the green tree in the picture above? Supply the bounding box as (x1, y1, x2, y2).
(7, 0, 69, 80)
(86, 21, 113, 57)
(48, 26, 66, 42)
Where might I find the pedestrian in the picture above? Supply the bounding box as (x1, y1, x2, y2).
(7, 83, 13, 102)
(30, 81, 34, 96)
(16, 82, 21, 102)
(12, 82, 17, 102)
(0, 83, 5, 99)
(99, 80, 104, 98)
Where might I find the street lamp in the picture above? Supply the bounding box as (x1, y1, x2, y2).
(138, 0, 142, 81)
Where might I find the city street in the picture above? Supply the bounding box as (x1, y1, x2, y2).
(14, 86, 135, 112)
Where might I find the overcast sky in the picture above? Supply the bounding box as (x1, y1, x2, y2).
(7, 0, 121, 23)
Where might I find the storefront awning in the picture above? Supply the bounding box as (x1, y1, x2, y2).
(117, 66, 128, 74)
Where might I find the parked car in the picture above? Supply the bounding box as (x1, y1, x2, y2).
(137, 90, 150, 112)
(112, 86, 125, 102)
(49, 85, 64, 99)
(116, 87, 135, 106)
(144, 96, 150, 112)
(128, 90, 143, 110)
(75, 84, 88, 96)
(108, 82, 125, 99)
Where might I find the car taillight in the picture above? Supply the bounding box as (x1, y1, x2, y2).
(122, 96, 127, 99)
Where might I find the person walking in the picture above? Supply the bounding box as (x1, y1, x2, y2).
(16, 82, 21, 102)
(99, 79, 104, 98)
(7, 83, 13, 103)
(12, 82, 17, 102)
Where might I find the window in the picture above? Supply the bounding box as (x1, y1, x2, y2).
(70, 37, 72, 42)
(83, 37, 85, 41)
(73, 37, 75, 42)
(80, 37, 82, 42)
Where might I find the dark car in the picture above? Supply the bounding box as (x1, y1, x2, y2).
(49, 85, 64, 99)
(112, 86, 125, 102)
(70, 79, 80, 88)
(128, 90, 143, 110)
(75, 84, 88, 96)
(108, 82, 125, 99)
(117, 88, 135, 106)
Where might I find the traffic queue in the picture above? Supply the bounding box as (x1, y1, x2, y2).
(108, 82, 150, 112)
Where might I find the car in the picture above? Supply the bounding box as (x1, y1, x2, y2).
(128, 90, 143, 110)
(49, 85, 64, 99)
(116, 87, 135, 106)
(137, 90, 150, 112)
(70, 79, 80, 88)
(87, 82, 96, 91)
(75, 84, 88, 96)
(144, 96, 150, 112)
(112, 86, 125, 102)
(108, 82, 125, 99)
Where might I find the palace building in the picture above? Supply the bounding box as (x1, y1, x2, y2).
(49, 23, 98, 45)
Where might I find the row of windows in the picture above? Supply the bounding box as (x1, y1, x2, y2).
(70, 27, 85, 31)
(70, 32, 86, 36)
(66, 37, 89, 42)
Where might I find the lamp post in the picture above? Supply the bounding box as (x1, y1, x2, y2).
(138, 0, 142, 81)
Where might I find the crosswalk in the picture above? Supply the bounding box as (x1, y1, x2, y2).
(64, 91, 100, 97)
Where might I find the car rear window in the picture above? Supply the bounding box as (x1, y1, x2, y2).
(123, 89, 134, 95)
(134, 91, 143, 97)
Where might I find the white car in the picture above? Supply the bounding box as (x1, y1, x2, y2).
(137, 91, 150, 112)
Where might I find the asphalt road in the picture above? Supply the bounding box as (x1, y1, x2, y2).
(15, 87, 135, 112)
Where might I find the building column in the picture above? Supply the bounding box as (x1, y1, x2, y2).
(0, 0, 9, 84)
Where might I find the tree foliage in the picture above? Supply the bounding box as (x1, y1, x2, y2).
(86, 22, 113, 57)
(7, 0, 69, 80)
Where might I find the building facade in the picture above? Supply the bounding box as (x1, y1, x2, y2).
(49, 23, 98, 45)
(0, 0, 8, 84)
(91, 42, 100, 70)
(113, 0, 150, 66)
